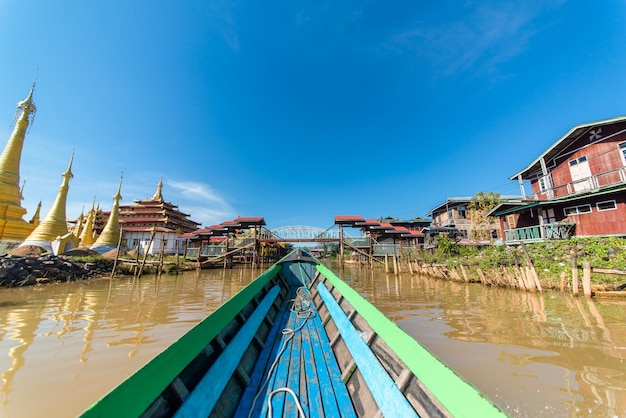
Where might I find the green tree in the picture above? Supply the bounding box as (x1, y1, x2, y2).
(468, 191, 501, 241)
(436, 234, 460, 257)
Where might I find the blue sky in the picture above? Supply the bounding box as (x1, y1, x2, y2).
(1, 1, 626, 230)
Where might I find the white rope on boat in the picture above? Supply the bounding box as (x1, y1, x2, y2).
(267, 387, 307, 418)
(247, 286, 315, 418)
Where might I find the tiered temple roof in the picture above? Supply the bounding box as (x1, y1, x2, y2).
(116, 179, 200, 233)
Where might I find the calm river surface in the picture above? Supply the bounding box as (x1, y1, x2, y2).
(0, 261, 625, 417)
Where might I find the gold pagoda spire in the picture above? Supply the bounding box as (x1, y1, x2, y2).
(72, 208, 85, 236)
(79, 200, 96, 247)
(151, 177, 164, 201)
(0, 85, 37, 241)
(21, 154, 74, 245)
(92, 177, 123, 252)
(29, 201, 41, 227)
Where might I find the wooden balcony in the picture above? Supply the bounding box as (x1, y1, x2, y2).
(504, 222, 576, 244)
(528, 167, 626, 200)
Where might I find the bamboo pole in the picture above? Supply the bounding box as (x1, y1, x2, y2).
(133, 242, 140, 276)
(459, 264, 469, 282)
(515, 266, 528, 290)
(525, 266, 536, 292)
(582, 261, 592, 297)
(158, 237, 165, 276)
(110, 227, 123, 280)
(175, 240, 180, 274)
(572, 256, 579, 295)
(137, 229, 156, 279)
(476, 267, 487, 285)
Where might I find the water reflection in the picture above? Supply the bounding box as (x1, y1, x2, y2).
(0, 263, 625, 417)
(338, 263, 626, 417)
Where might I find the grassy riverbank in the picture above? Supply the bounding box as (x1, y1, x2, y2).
(414, 236, 626, 290)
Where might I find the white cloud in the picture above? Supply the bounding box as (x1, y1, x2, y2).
(166, 179, 234, 227)
(383, 2, 562, 79)
(206, 1, 240, 51)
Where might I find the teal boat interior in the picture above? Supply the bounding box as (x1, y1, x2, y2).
(82, 249, 505, 418)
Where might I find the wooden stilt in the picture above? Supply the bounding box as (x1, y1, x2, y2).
(572, 257, 579, 295)
(137, 229, 156, 279)
(110, 227, 123, 280)
(459, 264, 469, 282)
(582, 261, 592, 297)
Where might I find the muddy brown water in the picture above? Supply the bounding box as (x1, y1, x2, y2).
(0, 262, 624, 417)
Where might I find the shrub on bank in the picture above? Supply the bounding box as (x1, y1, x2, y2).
(414, 236, 626, 287)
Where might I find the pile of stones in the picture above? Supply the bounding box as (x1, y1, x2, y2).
(0, 254, 110, 287)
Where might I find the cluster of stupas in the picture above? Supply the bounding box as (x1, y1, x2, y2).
(0, 85, 199, 256)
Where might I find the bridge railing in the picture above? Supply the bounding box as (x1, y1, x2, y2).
(345, 237, 370, 247)
(201, 244, 227, 257)
(372, 244, 401, 256)
(270, 225, 353, 240)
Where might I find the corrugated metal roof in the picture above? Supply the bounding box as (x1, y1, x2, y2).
(509, 115, 626, 180)
(492, 184, 626, 216)
(334, 215, 365, 224)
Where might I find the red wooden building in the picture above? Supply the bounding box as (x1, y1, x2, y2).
(491, 115, 626, 242)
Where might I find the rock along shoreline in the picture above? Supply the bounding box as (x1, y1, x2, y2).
(0, 253, 111, 287)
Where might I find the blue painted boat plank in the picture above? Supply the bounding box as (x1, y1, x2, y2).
(306, 314, 343, 417)
(307, 312, 357, 418)
(300, 314, 324, 416)
(173, 285, 281, 418)
(285, 312, 303, 418)
(262, 302, 297, 417)
(235, 288, 294, 417)
(234, 286, 357, 418)
(317, 283, 418, 417)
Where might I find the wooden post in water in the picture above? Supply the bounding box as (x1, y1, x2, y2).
(459, 264, 469, 282)
(133, 242, 141, 276)
(339, 224, 345, 266)
(137, 228, 156, 279)
(572, 256, 579, 295)
(392, 255, 398, 275)
(582, 261, 592, 297)
(158, 236, 165, 276)
(110, 227, 123, 280)
(384, 254, 389, 273)
(175, 240, 180, 274)
(520, 242, 541, 292)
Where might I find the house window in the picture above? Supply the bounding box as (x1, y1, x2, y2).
(619, 142, 626, 166)
(563, 204, 592, 216)
(596, 200, 617, 211)
(568, 156, 592, 192)
(541, 208, 556, 224)
(538, 175, 551, 192)
(457, 206, 467, 219)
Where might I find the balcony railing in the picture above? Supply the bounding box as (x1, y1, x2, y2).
(504, 222, 576, 243)
(528, 167, 626, 200)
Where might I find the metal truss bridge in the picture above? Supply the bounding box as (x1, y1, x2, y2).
(266, 225, 354, 242)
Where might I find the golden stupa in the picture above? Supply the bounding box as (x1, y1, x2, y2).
(20, 155, 78, 254)
(72, 209, 84, 237)
(29, 201, 41, 228)
(0, 85, 37, 241)
(79, 201, 96, 247)
(91, 177, 123, 254)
